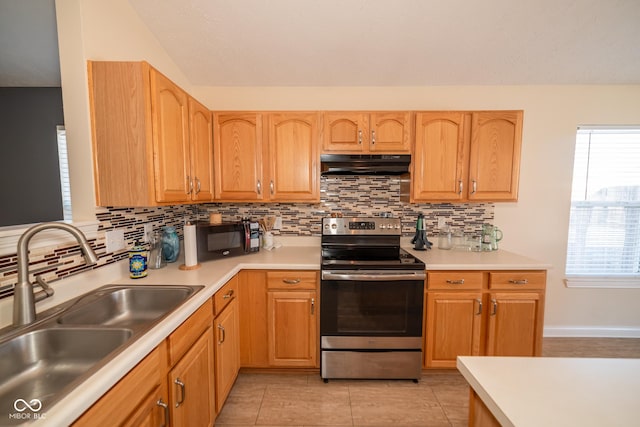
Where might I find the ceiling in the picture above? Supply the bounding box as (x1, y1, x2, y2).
(1, 1, 639, 87)
(128, 0, 640, 86)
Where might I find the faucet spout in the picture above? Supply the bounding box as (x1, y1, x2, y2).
(13, 222, 99, 326)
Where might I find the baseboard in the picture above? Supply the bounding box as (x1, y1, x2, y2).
(544, 326, 640, 338)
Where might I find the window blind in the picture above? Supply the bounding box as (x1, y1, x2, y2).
(566, 127, 640, 279)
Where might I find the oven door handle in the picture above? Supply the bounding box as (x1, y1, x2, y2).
(322, 270, 426, 281)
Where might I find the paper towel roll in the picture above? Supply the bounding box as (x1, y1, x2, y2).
(184, 223, 198, 267)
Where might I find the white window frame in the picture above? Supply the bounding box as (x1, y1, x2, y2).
(565, 125, 640, 289)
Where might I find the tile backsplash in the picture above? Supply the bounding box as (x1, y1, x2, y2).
(0, 175, 492, 296)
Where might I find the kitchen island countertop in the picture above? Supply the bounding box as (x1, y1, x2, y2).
(457, 355, 640, 427)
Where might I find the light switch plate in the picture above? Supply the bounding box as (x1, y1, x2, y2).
(143, 223, 153, 242)
(105, 229, 125, 253)
(437, 217, 446, 229)
(274, 217, 283, 230)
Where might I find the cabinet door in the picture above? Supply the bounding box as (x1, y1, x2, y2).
(486, 292, 542, 357)
(369, 112, 412, 153)
(214, 113, 265, 200)
(123, 387, 166, 427)
(267, 290, 317, 367)
(169, 328, 215, 427)
(150, 69, 191, 203)
(215, 298, 240, 412)
(425, 292, 483, 368)
(188, 97, 214, 201)
(413, 112, 468, 202)
(468, 111, 523, 201)
(267, 113, 320, 201)
(322, 112, 369, 152)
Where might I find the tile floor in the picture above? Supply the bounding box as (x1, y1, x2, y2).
(215, 338, 640, 426)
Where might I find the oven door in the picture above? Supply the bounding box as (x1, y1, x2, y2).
(320, 270, 425, 343)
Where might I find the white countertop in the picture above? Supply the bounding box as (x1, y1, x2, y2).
(9, 240, 547, 425)
(457, 356, 640, 427)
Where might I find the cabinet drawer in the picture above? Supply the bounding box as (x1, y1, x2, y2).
(214, 275, 239, 316)
(266, 271, 317, 290)
(489, 271, 546, 290)
(167, 299, 213, 367)
(427, 272, 483, 290)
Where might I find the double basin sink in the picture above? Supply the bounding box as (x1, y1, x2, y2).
(0, 284, 202, 422)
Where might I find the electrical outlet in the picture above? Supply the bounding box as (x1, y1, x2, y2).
(143, 223, 153, 242)
(437, 217, 446, 229)
(105, 229, 125, 253)
(273, 216, 283, 230)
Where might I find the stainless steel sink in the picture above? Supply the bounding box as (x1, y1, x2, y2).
(0, 284, 202, 424)
(57, 285, 197, 327)
(0, 328, 132, 421)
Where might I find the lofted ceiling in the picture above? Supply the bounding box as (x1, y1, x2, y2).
(128, 0, 640, 86)
(1, 1, 639, 87)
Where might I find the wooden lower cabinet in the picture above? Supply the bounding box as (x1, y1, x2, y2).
(238, 270, 318, 368)
(169, 328, 215, 427)
(424, 270, 546, 368)
(214, 284, 241, 412)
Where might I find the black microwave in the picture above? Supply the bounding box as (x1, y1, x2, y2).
(195, 221, 260, 261)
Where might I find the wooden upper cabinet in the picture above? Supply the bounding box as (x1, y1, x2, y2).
(468, 111, 523, 201)
(411, 110, 523, 203)
(323, 112, 412, 153)
(213, 112, 320, 202)
(150, 70, 191, 203)
(213, 113, 264, 201)
(413, 112, 468, 201)
(369, 112, 412, 153)
(188, 97, 214, 201)
(88, 61, 213, 206)
(267, 113, 320, 201)
(323, 113, 369, 152)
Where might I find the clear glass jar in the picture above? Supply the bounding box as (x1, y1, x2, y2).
(438, 226, 453, 250)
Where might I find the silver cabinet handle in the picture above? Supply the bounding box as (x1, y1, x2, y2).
(223, 289, 234, 299)
(371, 130, 376, 145)
(358, 129, 363, 144)
(195, 177, 201, 194)
(257, 180, 262, 195)
(476, 298, 483, 315)
(311, 297, 315, 315)
(174, 378, 185, 407)
(446, 279, 465, 285)
(509, 279, 529, 285)
(471, 180, 477, 194)
(283, 278, 301, 285)
(270, 180, 274, 195)
(186, 175, 193, 194)
(491, 299, 497, 316)
(156, 399, 169, 427)
(458, 180, 463, 195)
(218, 323, 226, 344)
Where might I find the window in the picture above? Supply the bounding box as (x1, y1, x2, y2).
(565, 126, 640, 287)
(56, 126, 72, 222)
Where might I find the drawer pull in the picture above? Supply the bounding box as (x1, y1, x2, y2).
(508, 279, 529, 285)
(283, 278, 301, 285)
(446, 279, 465, 285)
(223, 289, 234, 299)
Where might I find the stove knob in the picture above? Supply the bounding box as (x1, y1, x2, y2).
(379, 224, 386, 229)
(395, 224, 401, 229)
(331, 224, 337, 229)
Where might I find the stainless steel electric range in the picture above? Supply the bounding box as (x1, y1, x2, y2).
(320, 217, 426, 381)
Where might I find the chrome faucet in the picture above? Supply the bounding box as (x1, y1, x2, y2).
(13, 222, 99, 326)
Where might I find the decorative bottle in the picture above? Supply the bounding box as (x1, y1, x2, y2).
(161, 226, 180, 263)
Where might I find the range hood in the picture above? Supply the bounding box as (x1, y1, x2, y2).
(320, 154, 411, 175)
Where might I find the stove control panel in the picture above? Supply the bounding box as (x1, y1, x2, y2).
(322, 217, 402, 235)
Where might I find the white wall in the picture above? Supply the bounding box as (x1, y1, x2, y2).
(56, 0, 640, 336)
